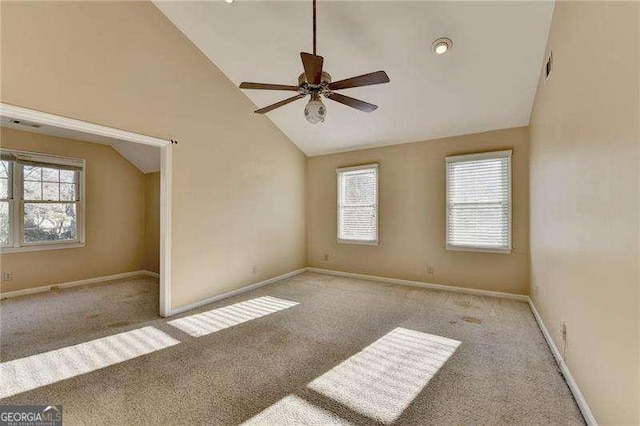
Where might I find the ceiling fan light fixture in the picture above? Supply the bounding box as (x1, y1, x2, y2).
(304, 95, 326, 124)
(238, 0, 390, 121)
(432, 37, 452, 55)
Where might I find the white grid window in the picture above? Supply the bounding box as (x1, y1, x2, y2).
(337, 164, 378, 245)
(0, 149, 85, 253)
(446, 150, 512, 253)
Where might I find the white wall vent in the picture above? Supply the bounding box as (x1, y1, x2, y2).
(9, 118, 42, 128)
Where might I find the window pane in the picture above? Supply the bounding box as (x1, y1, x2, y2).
(23, 164, 78, 203)
(449, 204, 507, 247)
(23, 166, 41, 181)
(43, 182, 60, 201)
(338, 166, 378, 242)
(60, 183, 76, 201)
(24, 181, 42, 200)
(449, 159, 507, 203)
(0, 201, 9, 246)
(0, 161, 9, 179)
(446, 153, 511, 250)
(339, 206, 376, 241)
(24, 203, 77, 243)
(0, 178, 8, 199)
(60, 170, 75, 183)
(341, 170, 376, 206)
(42, 167, 59, 182)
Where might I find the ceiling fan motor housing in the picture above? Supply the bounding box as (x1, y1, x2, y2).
(298, 71, 332, 89)
(238, 1, 389, 116)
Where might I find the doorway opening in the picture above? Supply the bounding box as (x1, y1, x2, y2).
(0, 103, 172, 324)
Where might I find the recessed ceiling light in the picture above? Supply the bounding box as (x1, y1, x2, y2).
(432, 37, 452, 55)
(224, 0, 235, 4)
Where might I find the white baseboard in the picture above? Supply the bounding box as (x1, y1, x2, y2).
(306, 267, 529, 301)
(169, 268, 308, 316)
(0, 270, 151, 300)
(143, 270, 160, 278)
(528, 299, 597, 425)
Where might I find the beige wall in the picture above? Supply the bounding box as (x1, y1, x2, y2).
(0, 1, 307, 309)
(307, 127, 529, 295)
(143, 172, 160, 274)
(529, 1, 639, 424)
(0, 127, 145, 293)
(3, 3, 637, 420)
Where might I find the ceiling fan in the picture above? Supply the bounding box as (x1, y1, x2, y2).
(239, 0, 390, 124)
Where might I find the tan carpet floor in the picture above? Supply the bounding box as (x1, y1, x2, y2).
(0, 272, 584, 425)
(1, 275, 161, 362)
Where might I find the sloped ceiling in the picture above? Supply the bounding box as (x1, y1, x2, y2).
(155, 1, 554, 156)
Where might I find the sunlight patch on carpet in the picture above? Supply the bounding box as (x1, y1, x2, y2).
(242, 394, 351, 426)
(167, 296, 299, 337)
(0, 326, 180, 399)
(307, 327, 460, 424)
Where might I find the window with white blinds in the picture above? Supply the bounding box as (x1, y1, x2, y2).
(337, 164, 378, 245)
(446, 150, 512, 253)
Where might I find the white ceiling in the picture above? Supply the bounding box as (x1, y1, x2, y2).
(111, 142, 160, 174)
(155, 1, 554, 156)
(0, 117, 160, 173)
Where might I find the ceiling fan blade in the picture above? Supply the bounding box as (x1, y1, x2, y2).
(240, 82, 300, 91)
(328, 71, 390, 91)
(300, 52, 324, 85)
(254, 94, 306, 114)
(325, 93, 378, 113)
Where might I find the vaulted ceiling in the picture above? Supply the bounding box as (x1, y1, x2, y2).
(155, 1, 554, 156)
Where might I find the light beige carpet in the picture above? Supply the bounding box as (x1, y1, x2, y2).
(1, 275, 161, 362)
(0, 272, 584, 424)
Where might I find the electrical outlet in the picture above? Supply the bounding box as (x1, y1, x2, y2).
(323, 254, 330, 261)
(561, 322, 567, 341)
(427, 265, 435, 274)
(2, 272, 12, 281)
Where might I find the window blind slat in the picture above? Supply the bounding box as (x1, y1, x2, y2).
(446, 152, 511, 252)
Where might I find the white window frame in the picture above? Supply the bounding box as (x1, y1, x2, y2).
(336, 163, 379, 246)
(445, 150, 512, 254)
(0, 148, 86, 253)
(0, 158, 15, 248)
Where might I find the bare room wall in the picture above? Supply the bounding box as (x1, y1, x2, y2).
(529, 1, 639, 423)
(143, 171, 160, 274)
(0, 1, 307, 310)
(307, 127, 529, 295)
(0, 127, 145, 293)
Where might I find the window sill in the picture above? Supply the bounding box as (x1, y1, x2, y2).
(337, 239, 379, 246)
(1, 242, 86, 254)
(446, 245, 511, 254)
